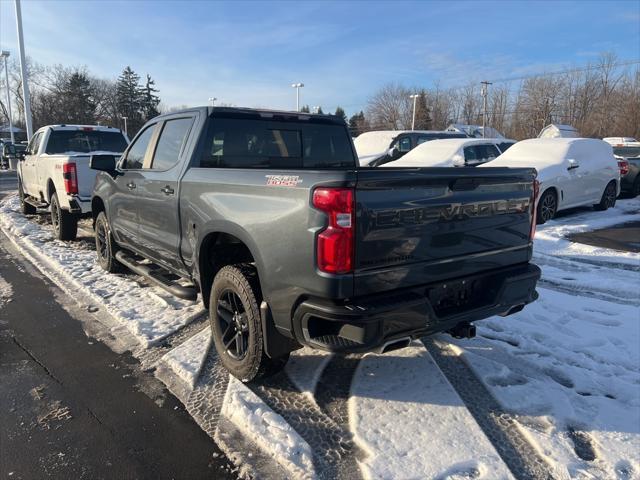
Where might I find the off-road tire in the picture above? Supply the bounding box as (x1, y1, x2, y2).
(536, 189, 557, 225)
(18, 179, 36, 215)
(94, 211, 124, 273)
(594, 181, 617, 211)
(50, 192, 78, 240)
(209, 264, 289, 382)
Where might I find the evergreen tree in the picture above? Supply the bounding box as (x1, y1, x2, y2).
(348, 111, 368, 136)
(141, 74, 160, 121)
(414, 90, 432, 130)
(316, 106, 324, 114)
(334, 106, 347, 123)
(300, 105, 310, 113)
(63, 71, 96, 124)
(116, 66, 143, 134)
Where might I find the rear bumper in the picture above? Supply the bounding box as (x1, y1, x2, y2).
(292, 263, 541, 353)
(67, 196, 91, 215)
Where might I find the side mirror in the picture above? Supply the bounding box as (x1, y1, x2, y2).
(567, 158, 579, 170)
(90, 154, 117, 173)
(389, 145, 401, 160)
(452, 153, 465, 167)
(17, 150, 26, 160)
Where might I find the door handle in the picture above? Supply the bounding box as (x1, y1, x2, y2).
(127, 182, 136, 190)
(161, 185, 174, 195)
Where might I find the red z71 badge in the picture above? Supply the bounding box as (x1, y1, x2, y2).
(265, 175, 302, 187)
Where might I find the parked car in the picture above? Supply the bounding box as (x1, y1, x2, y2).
(17, 125, 129, 240)
(354, 130, 468, 166)
(90, 106, 540, 381)
(381, 138, 515, 168)
(611, 142, 640, 197)
(1, 142, 27, 169)
(482, 138, 620, 224)
(603, 137, 638, 145)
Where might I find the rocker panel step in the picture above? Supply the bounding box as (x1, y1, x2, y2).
(115, 250, 197, 301)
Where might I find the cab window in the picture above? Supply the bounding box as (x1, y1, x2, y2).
(150, 118, 194, 170)
(123, 124, 155, 169)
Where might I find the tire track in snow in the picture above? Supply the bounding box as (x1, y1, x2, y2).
(423, 337, 557, 480)
(313, 354, 364, 480)
(247, 369, 361, 480)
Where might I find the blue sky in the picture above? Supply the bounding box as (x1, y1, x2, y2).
(1, 0, 639, 115)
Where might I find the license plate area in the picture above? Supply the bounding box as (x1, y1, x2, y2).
(426, 273, 500, 318)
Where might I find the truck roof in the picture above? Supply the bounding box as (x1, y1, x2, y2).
(155, 106, 347, 125)
(40, 124, 123, 132)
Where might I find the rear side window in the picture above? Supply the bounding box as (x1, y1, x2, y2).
(45, 130, 128, 154)
(200, 117, 355, 169)
(151, 118, 194, 170)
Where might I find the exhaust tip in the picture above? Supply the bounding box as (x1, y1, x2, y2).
(380, 337, 411, 354)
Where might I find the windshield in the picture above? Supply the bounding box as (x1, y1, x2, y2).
(613, 146, 640, 158)
(45, 130, 128, 154)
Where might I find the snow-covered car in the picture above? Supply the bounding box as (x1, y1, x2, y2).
(17, 125, 129, 240)
(481, 138, 620, 224)
(603, 136, 638, 145)
(353, 130, 467, 166)
(611, 142, 640, 197)
(380, 138, 515, 168)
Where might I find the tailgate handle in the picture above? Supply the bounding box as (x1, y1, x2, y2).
(450, 178, 479, 191)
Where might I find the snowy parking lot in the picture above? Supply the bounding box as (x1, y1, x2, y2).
(1, 192, 638, 480)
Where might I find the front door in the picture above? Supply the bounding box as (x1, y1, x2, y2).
(110, 123, 157, 249)
(135, 116, 195, 274)
(21, 132, 42, 195)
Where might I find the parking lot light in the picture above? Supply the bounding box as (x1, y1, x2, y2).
(291, 82, 304, 112)
(1, 50, 15, 144)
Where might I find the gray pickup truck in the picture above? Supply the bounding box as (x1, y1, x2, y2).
(90, 107, 541, 381)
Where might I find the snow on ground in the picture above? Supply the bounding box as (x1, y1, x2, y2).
(0, 272, 13, 306)
(0, 195, 203, 347)
(350, 343, 514, 480)
(221, 377, 314, 479)
(159, 327, 211, 388)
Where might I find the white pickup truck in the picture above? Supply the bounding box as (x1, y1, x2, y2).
(17, 125, 129, 240)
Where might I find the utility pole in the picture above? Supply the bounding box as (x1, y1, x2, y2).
(1, 51, 15, 144)
(14, 0, 33, 139)
(409, 93, 420, 131)
(291, 82, 304, 112)
(480, 81, 492, 138)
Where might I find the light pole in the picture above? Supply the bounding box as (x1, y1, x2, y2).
(409, 93, 421, 131)
(1, 51, 15, 144)
(291, 82, 304, 112)
(480, 81, 492, 138)
(122, 116, 128, 136)
(209, 97, 217, 107)
(14, 0, 33, 139)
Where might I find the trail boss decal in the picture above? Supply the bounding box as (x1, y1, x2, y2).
(265, 175, 302, 187)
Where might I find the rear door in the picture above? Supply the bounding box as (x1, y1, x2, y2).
(135, 115, 196, 273)
(353, 167, 536, 296)
(109, 123, 158, 248)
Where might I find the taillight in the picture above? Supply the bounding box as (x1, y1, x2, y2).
(63, 163, 78, 194)
(529, 179, 539, 241)
(313, 187, 354, 274)
(618, 160, 629, 176)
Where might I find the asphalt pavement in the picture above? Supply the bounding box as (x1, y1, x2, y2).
(0, 170, 236, 480)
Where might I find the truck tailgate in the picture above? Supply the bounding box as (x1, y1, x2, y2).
(354, 167, 536, 296)
(67, 154, 97, 199)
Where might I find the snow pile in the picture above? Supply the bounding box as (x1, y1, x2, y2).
(350, 344, 513, 479)
(0, 273, 13, 306)
(159, 327, 211, 388)
(221, 378, 314, 479)
(0, 194, 203, 347)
